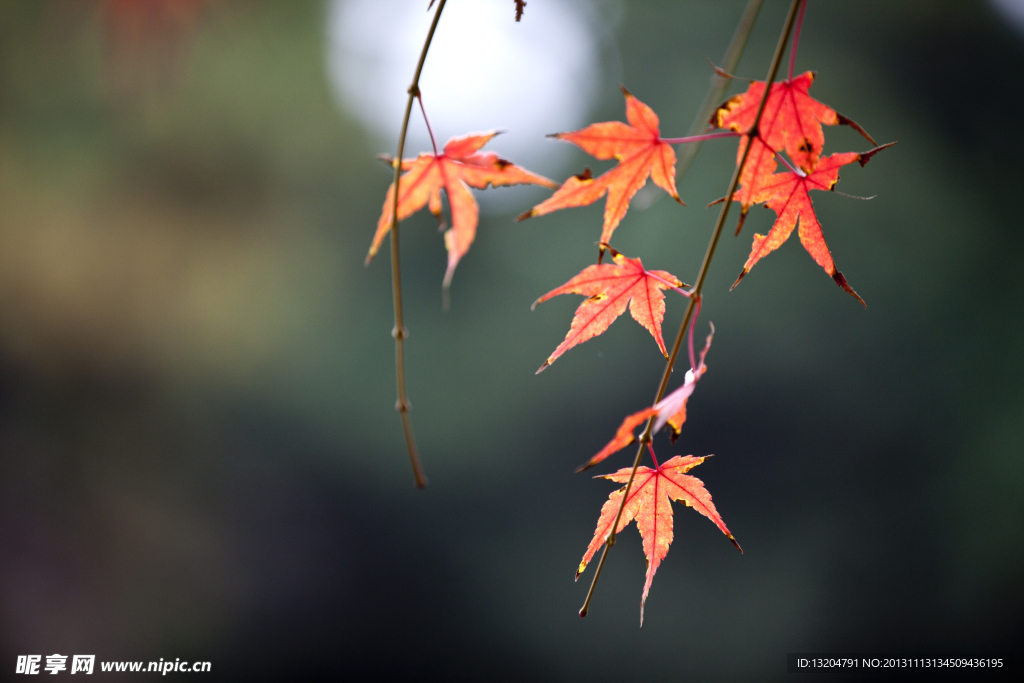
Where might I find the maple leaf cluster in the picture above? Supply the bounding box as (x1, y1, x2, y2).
(367, 3, 890, 624)
(713, 71, 893, 304)
(519, 71, 887, 621)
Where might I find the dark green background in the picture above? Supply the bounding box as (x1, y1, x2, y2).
(0, 1, 1020, 680)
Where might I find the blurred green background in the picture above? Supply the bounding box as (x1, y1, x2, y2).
(0, 0, 1021, 680)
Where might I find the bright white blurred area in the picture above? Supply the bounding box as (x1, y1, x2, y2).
(990, 0, 1024, 30)
(326, 0, 621, 206)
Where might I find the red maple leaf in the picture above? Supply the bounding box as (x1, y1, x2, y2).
(715, 71, 875, 173)
(712, 71, 876, 229)
(532, 248, 688, 373)
(578, 455, 741, 625)
(518, 88, 683, 259)
(368, 132, 555, 287)
(730, 143, 894, 305)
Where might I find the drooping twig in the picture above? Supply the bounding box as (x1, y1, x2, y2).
(386, 0, 447, 489)
(674, 0, 766, 182)
(579, 0, 806, 618)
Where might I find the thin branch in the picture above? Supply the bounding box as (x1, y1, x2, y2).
(661, 130, 741, 145)
(579, 0, 805, 618)
(416, 93, 439, 156)
(387, 0, 447, 489)
(675, 0, 765, 182)
(788, 0, 808, 81)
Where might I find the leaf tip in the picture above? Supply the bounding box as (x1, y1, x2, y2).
(515, 209, 535, 222)
(857, 141, 897, 167)
(597, 242, 620, 259)
(836, 112, 878, 146)
(730, 536, 743, 554)
(734, 208, 748, 237)
(618, 83, 632, 98)
(729, 269, 748, 291)
(535, 360, 551, 375)
(832, 270, 866, 307)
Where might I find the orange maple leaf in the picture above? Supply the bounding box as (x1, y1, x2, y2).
(518, 88, 683, 258)
(578, 455, 741, 625)
(368, 131, 556, 287)
(532, 248, 688, 374)
(730, 143, 894, 305)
